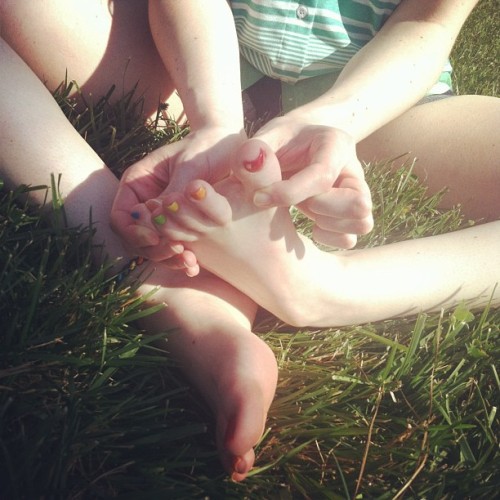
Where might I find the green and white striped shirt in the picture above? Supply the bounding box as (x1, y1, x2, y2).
(232, 0, 452, 93)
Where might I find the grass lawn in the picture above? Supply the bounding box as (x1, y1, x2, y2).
(1, 1, 498, 498)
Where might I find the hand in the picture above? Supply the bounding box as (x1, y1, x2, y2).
(111, 126, 245, 271)
(253, 116, 373, 248)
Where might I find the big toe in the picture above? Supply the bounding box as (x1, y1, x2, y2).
(217, 386, 267, 481)
(233, 138, 282, 195)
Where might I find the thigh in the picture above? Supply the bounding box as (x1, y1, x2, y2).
(358, 95, 500, 221)
(1, 0, 183, 120)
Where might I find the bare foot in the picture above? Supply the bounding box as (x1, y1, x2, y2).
(150, 140, 500, 326)
(150, 139, 340, 327)
(136, 264, 278, 480)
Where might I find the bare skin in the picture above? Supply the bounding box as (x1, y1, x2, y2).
(136, 266, 277, 481)
(151, 139, 500, 327)
(4, 0, 498, 481)
(357, 94, 500, 221)
(0, 1, 277, 480)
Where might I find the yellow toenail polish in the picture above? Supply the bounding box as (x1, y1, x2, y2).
(153, 214, 166, 225)
(166, 201, 179, 213)
(191, 186, 206, 200)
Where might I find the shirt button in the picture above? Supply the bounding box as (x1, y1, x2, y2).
(296, 5, 308, 19)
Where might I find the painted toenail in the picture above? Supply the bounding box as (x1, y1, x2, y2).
(243, 147, 265, 172)
(166, 201, 179, 212)
(153, 214, 166, 225)
(253, 191, 272, 207)
(191, 186, 206, 200)
(130, 211, 140, 220)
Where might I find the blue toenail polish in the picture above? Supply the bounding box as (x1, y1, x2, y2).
(131, 211, 141, 220)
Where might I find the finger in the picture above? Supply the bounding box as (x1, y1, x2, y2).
(115, 220, 161, 248)
(110, 148, 178, 244)
(113, 163, 167, 213)
(128, 238, 179, 262)
(253, 160, 335, 207)
(299, 186, 372, 219)
(253, 129, 351, 207)
(299, 199, 370, 244)
(316, 214, 374, 235)
(135, 244, 199, 276)
(311, 226, 359, 249)
(159, 250, 200, 277)
(299, 195, 373, 245)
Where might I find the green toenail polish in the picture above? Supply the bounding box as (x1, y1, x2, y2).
(153, 214, 166, 225)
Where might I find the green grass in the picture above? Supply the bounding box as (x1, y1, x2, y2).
(1, 2, 499, 498)
(450, 0, 499, 97)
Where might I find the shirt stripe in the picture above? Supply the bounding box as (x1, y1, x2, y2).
(232, 0, 452, 93)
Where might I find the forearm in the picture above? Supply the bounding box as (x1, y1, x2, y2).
(285, 0, 478, 142)
(0, 38, 128, 263)
(148, 0, 244, 131)
(333, 222, 500, 325)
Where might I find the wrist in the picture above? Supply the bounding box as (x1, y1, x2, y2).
(183, 93, 245, 132)
(284, 96, 365, 142)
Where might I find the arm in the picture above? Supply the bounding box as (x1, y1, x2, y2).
(111, 1, 248, 263)
(148, 0, 243, 132)
(282, 0, 479, 142)
(250, 0, 478, 247)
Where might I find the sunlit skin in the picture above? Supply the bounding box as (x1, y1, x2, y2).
(2, 0, 499, 483)
(147, 138, 500, 328)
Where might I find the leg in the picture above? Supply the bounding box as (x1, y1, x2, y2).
(358, 95, 500, 221)
(0, 0, 184, 121)
(138, 267, 277, 481)
(0, 16, 275, 480)
(152, 139, 500, 327)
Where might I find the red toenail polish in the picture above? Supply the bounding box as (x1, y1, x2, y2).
(243, 147, 265, 172)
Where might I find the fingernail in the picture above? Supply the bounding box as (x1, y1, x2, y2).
(153, 214, 166, 225)
(253, 191, 272, 207)
(191, 186, 206, 200)
(243, 147, 265, 172)
(170, 243, 183, 254)
(166, 201, 179, 213)
(145, 199, 162, 211)
(130, 211, 140, 220)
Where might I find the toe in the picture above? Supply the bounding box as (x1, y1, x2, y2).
(233, 138, 282, 194)
(148, 184, 231, 242)
(216, 379, 269, 480)
(184, 180, 233, 226)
